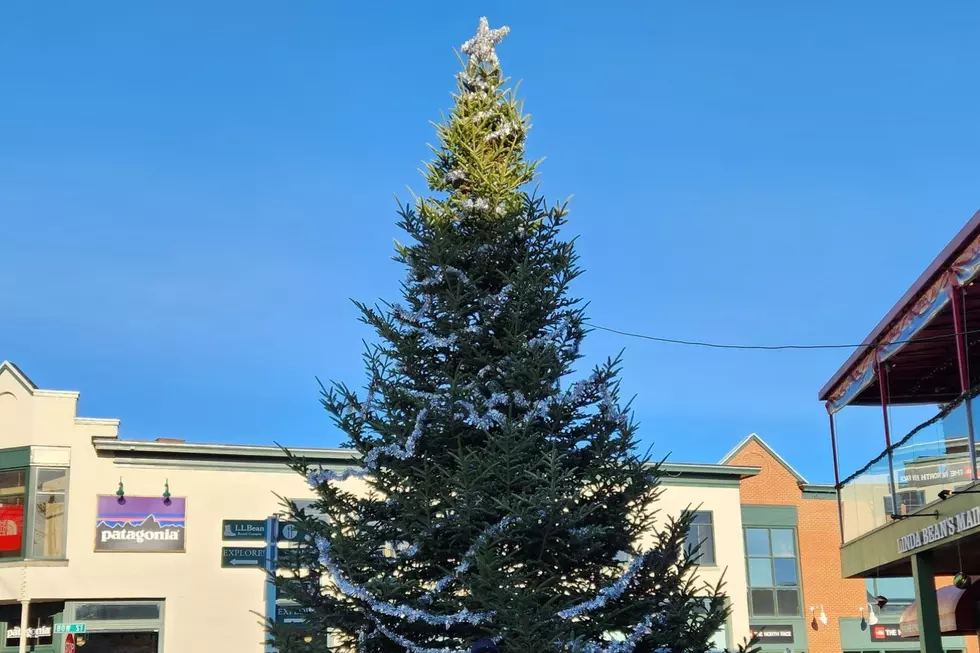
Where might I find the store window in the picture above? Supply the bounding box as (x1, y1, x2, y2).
(745, 527, 801, 617)
(0, 451, 70, 561)
(0, 602, 62, 650)
(865, 577, 915, 616)
(684, 511, 715, 565)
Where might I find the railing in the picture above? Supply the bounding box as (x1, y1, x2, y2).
(837, 389, 979, 543)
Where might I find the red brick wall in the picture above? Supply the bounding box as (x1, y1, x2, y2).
(727, 440, 980, 653)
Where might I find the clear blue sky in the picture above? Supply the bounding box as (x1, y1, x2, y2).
(2, 2, 978, 483)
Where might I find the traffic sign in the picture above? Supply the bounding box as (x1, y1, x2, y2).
(64, 634, 75, 653)
(54, 624, 86, 634)
(223, 520, 267, 540)
(221, 546, 267, 567)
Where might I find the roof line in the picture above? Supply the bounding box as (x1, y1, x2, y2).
(819, 207, 980, 401)
(92, 438, 360, 463)
(719, 433, 808, 484)
(0, 360, 38, 391)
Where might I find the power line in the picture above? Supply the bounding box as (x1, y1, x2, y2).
(587, 322, 980, 352)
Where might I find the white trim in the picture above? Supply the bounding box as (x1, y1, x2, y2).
(75, 417, 121, 427)
(719, 433, 808, 484)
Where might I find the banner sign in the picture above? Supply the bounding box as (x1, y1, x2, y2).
(871, 624, 911, 642)
(748, 625, 794, 644)
(0, 504, 23, 553)
(897, 505, 980, 554)
(95, 495, 186, 552)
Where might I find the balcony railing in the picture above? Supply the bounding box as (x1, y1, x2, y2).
(838, 390, 979, 543)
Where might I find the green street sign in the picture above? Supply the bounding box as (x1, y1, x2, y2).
(276, 604, 314, 626)
(222, 520, 267, 540)
(54, 624, 86, 634)
(221, 546, 267, 568)
(278, 521, 309, 542)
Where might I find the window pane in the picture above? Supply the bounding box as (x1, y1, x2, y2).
(749, 558, 773, 586)
(875, 577, 915, 602)
(686, 524, 715, 565)
(74, 603, 161, 621)
(776, 588, 800, 616)
(745, 528, 770, 556)
(773, 558, 797, 586)
(0, 469, 26, 559)
(770, 529, 795, 557)
(35, 468, 68, 493)
(33, 493, 66, 558)
(691, 512, 712, 525)
(750, 589, 775, 616)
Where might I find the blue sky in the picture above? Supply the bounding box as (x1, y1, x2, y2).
(2, 2, 978, 483)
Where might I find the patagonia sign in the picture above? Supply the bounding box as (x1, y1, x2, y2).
(897, 505, 980, 555)
(95, 495, 186, 552)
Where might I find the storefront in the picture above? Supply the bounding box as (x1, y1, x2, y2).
(0, 361, 759, 652)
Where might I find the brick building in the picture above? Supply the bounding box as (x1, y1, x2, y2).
(722, 434, 976, 653)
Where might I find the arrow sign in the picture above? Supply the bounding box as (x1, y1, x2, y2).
(222, 546, 267, 568)
(276, 605, 314, 626)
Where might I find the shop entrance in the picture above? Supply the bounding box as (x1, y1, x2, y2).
(77, 631, 158, 653)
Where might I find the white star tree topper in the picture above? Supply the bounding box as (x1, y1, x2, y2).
(461, 17, 510, 68)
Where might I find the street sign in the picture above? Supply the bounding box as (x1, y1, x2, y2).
(221, 546, 267, 567)
(223, 520, 267, 540)
(276, 604, 314, 626)
(54, 624, 86, 634)
(64, 634, 75, 653)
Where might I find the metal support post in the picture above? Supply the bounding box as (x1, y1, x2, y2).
(911, 552, 944, 653)
(877, 358, 899, 514)
(264, 514, 280, 653)
(830, 412, 845, 542)
(950, 284, 978, 480)
(17, 599, 29, 653)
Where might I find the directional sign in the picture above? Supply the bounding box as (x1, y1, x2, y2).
(54, 624, 86, 634)
(276, 604, 314, 626)
(221, 546, 267, 568)
(223, 520, 267, 540)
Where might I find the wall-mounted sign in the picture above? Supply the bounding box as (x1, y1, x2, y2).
(95, 495, 186, 552)
(871, 623, 909, 642)
(748, 625, 794, 644)
(223, 520, 267, 540)
(6, 624, 52, 643)
(222, 546, 267, 567)
(896, 505, 980, 554)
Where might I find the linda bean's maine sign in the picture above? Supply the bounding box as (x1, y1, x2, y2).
(95, 495, 186, 552)
(897, 505, 980, 554)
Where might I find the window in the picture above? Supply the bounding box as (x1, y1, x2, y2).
(32, 468, 68, 558)
(0, 470, 26, 559)
(883, 490, 925, 516)
(0, 455, 70, 561)
(684, 512, 715, 565)
(865, 577, 915, 616)
(745, 527, 800, 617)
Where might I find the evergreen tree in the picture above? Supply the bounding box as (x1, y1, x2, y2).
(273, 18, 755, 653)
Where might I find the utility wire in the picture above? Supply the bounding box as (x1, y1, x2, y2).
(587, 322, 980, 352)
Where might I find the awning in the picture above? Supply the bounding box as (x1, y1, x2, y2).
(899, 581, 980, 638)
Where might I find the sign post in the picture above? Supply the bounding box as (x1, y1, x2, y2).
(264, 515, 279, 653)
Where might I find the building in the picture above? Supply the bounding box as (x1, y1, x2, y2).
(0, 361, 758, 653)
(723, 433, 972, 653)
(818, 208, 980, 653)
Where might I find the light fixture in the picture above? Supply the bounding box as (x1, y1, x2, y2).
(867, 603, 879, 626)
(876, 595, 889, 609)
(819, 605, 828, 625)
(116, 478, 126, 504)
(303, 635, 313, 643)
(939, 488, 980, 500)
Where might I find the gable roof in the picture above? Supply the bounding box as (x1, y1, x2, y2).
(0, 360, 38, 392)
(719, 433, 808, 484)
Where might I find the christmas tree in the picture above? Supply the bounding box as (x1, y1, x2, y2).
(273, 18, 754, 653)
